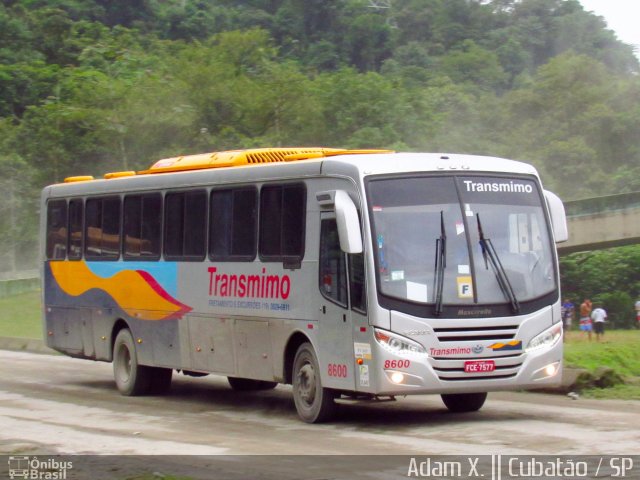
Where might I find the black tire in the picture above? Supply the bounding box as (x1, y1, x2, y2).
(227, 377, 278, 391)
(292, 342, 337, 423)
(112, 329, 152, 396)
(441, 392, 487, 413)
(148, 367, 173, 395)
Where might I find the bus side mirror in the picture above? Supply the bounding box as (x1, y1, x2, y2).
(316, 190, 363, 253)
(334, 191, 363, 254)
(544, 190, 568, 243)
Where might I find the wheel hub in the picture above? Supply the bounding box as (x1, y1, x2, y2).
(297, 363, 316, 405)
(116, 345, 131, 383)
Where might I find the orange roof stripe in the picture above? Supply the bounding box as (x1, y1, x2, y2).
(63, 147, 393, 182)
(138, 147, 392, 175)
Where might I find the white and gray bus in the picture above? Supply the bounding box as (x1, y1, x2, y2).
(41, 148, 568, 423)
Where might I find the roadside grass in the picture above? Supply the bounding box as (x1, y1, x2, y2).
(563, 329, 640, 399)
(0, 290, 41, 339)
(578, 383, 640, 400)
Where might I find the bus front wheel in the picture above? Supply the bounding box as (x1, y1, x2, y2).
(113, 329, 152, 396)
(441, 392, 487, 413)
(292, 342, 337, 423)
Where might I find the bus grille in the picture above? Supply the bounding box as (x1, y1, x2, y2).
(431, 324, 522, 381)
(431, 357, 522, 382)
(433, 325, 518, 342)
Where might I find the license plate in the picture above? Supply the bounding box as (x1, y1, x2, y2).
(464, 360, 495, 373)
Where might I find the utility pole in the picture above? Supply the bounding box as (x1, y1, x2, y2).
(8, 181, 17, 274)
(367, 0, 392, 9)
(367, 0, 397, 28)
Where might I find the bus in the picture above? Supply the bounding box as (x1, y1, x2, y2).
(41, 147, 568, 423)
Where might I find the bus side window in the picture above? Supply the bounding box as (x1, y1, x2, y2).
(68, 199, 83, 260)
(259, 183, 306, 264)
(319, 219, 348, 307)
(85, 197, 120, 259)
(210, 187, 257, 261)
(46, 199, 67, 260)
(141, 195, 162, 257)
(164, 190, 207, 260)
(124, 194, 162, 260)
(349, 253, 367, 313)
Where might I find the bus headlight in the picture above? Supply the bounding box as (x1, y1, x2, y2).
(374, 328, 427, 357)
(526, 323, 562, 353)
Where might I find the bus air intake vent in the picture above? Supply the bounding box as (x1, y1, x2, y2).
(433, 325, 518, 343)
(138, 147, 393, 174)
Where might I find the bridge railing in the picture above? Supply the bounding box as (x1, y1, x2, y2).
(563, 191, 640, 217)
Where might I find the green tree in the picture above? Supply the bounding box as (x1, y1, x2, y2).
(560, 246, 640, 329)
(438, 39, 508, 91)
(0, 62, 60, 118)
(342, 8, 392, 71)
(0, 120, 38, 273)
(496, 53, 636, 198)
(313, 68, 400, 147)
(0, 3, 39, 63)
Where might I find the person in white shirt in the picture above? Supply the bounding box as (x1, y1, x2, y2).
(590, 306, 607, 342)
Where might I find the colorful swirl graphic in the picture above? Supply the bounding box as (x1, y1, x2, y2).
(488, 340, 522, 351)
(50, 261, 191, 321)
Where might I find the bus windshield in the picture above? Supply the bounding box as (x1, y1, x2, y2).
(368, 175, 556, 312)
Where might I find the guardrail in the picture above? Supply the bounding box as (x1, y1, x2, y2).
(564, 191, 640, 217)
(0, 273, 39, 298)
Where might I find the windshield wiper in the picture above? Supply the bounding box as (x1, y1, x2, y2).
(476, 213, 520, 313)
(434, 211, 446, 315)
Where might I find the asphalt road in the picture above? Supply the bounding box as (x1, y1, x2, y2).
(1, 349, 639, 478)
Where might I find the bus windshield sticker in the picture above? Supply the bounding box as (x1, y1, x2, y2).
(390, 270, 404, 281)
(406, 281, 428, 302)
(458, 264, 470, 275)
(457, 276, 474, 298)
(455, 221, 465, 235)
(464, 204, 474, 217)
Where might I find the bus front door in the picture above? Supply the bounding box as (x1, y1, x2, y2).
(317, 215, 356, 391)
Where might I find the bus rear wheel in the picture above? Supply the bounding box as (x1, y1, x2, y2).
(113, 329, 152, 396)
(292, 342, 337, 423)
(227, 377, 278, 391)
(441, 392, 487, 413)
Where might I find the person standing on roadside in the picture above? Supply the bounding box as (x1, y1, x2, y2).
(591, 304, 607, 342)
(561, 299, 574, 330)
(561, 299, 574, 342)
(579, 298, 593, 341)
(635, 299, 640, 327)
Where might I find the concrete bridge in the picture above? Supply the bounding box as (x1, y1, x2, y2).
(557, 191, 640, 255)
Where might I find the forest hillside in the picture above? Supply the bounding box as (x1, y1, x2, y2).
(1, 0, 639, 299)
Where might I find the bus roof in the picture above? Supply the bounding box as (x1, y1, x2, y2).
(319, 152, 538, 178)
(48, 149, 539, 197)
